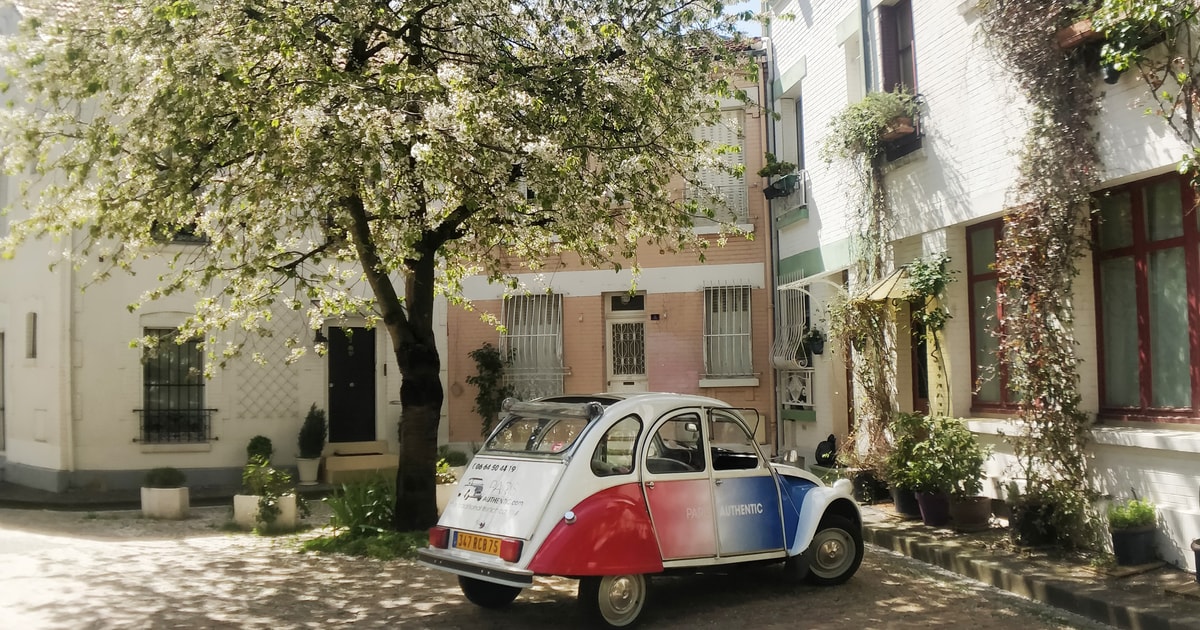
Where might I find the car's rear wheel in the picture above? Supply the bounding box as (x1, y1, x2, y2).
(804, 514, 864, 585)
(458, 576, 521, 608)
(579, 574, 648, 627)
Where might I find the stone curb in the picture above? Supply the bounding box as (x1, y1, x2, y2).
(862, 515, 1200, 630)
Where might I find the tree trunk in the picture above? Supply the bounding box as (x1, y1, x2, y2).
(343, 193, 444, 531)
(392, 249, 443, 530)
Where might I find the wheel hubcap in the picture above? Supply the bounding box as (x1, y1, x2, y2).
(811, 529, 853, 576)
(606, 576, 636, 614)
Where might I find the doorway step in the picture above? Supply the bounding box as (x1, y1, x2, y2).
(321, 441, 399, 484)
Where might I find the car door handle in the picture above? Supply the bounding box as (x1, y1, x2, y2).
(645, 481, 655, 489)
(715, 478, 723, 485)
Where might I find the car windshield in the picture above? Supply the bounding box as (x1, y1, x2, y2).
(483, 415, 589, 455)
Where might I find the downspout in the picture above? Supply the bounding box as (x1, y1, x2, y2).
(758, 36, 783, 456)
(62, 228, 77, 485)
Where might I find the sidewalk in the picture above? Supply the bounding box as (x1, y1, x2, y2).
(1, 481, 1198, 629)
(860, 504, 1200, 630)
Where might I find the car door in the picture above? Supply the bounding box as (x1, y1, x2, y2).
(641, 410, 717, 560)
(707, 408, 785, 556)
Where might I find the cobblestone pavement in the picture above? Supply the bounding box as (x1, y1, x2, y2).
(0, 506, 1112, 629)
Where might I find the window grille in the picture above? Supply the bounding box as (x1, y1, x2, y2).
(687, 110, 748, 225)
(138, 328, 212, 443)
(703, 285, 753, 377)
(772, 279, 811, 370)
(502, 294, 566, 399)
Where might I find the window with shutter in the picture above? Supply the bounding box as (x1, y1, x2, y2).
(688, 110, 748, 226)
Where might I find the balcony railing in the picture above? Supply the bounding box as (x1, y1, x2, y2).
(780, 369, 815, 410)
(134, 408, 217, 444)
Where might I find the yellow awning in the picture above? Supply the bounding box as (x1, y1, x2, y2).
(864, 266, 911, 302)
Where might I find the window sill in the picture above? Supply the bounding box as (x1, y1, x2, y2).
(139, 442, 213, 454)
(961, 417, 1200, 455)
(693, 223, 754, 236)
(698, 377, 760, 388)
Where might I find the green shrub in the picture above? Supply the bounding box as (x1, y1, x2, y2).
(886, 414, 990, 497)
(1108, 497, 1156, 530)
(246, 435, 274, 463)
(325, 476, 396, 539)
(143, 467, 186, 488)
(436, 458, 457, 484)
(298, 404, 327, 459)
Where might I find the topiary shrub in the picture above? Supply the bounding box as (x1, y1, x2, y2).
(246, 435, 274, 463)
(143, 467, 186, 488)
(298, 404, 327, 459)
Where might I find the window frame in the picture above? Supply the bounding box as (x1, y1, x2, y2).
(1092, 173, 1200, 423)
(702, 285, 754, 378)
(140, 328, 210, 444)
(966, 219, 1016, 412)
(876, 0, 921, 160)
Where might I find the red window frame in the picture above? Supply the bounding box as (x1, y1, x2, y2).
(1092, 173, 1200, 424)
(966, 219, 1016, 412)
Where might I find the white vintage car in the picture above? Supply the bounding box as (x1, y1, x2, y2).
(418, 393, 863, 627)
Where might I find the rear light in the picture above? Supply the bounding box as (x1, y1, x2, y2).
(428, 526, 450, 549)
(500, 537, 524, 563)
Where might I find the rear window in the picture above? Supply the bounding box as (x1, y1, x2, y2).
(483, 415, 589, 455)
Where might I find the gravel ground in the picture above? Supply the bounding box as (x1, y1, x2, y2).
(0, 505, 1112, 629)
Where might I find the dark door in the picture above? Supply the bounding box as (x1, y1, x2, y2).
(327, 327, 376, 442)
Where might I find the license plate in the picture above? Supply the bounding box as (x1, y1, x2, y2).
(454, 532, 502, 556)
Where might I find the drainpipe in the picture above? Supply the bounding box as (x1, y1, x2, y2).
(759, 36, 784, 456)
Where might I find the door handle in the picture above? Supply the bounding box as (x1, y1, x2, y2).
(715, 479, 723, 485)
(645, 481, 655, 489)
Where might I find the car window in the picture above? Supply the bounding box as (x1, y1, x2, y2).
(591, 415, 641, 477)
(708, 410, 760, 471)
(484, 416, 588, 455)
(645, 413, 706, 474)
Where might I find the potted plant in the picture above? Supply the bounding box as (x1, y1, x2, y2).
(758, 152, 798, 200)
(234, 455, 305, 532)
(1108, 496, 1157, 566)
(803, 327, 826, 355)
(296, 404, 327, 486)
(884, 412, 926, 520)
(140, 467, 189, 520)
(825, 88, 921, 161)
(937, 418, 993, 532)
(435, 458, 459, 515)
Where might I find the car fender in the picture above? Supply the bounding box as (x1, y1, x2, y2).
(786, 479, 861, 556)
(526, 483, 663, 576)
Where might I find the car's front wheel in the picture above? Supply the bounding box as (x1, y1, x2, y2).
(804, 514, 864, 585)
(579, 574, 648, 627)
(458, 576, 521, 608)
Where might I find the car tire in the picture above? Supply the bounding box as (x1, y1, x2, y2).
(803, 514, 864, 586)
(579, 574, 648, 628)
(458, 576, 521, 608)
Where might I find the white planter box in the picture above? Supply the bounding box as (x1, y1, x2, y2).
(436, 483, 456, 515)
(233, 493, 298, 531)
(141, 487, 189, 520)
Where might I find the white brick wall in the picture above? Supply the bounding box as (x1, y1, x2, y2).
(769, 0, 1200, 572)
